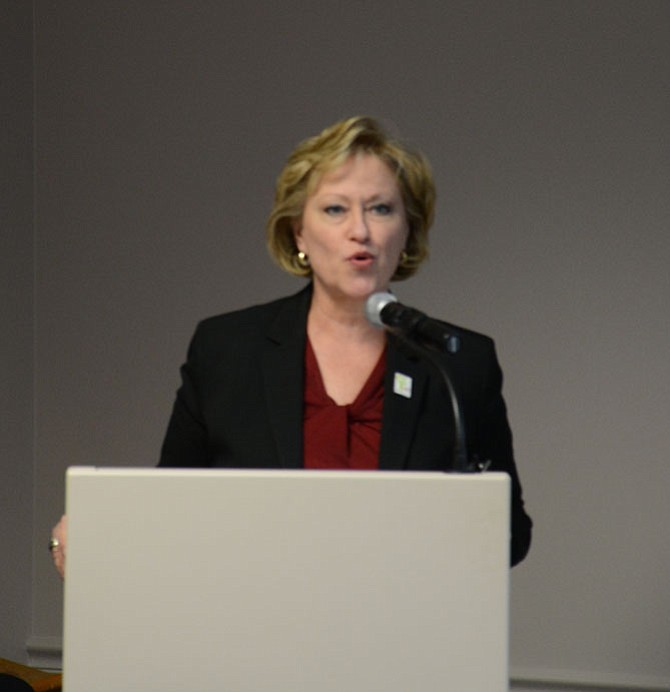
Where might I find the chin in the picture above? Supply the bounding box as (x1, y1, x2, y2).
(319, 275, 389, 304)
(347, 281, 385, 301)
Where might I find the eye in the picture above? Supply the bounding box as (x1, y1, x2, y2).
(369, 203, 393, 216)
(324, 204, 346, 216)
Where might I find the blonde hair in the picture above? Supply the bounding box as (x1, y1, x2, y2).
(266, 116, 435, 280)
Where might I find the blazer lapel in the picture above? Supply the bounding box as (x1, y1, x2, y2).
(379, 335, 429, 470)
(261, 285, 312, 468)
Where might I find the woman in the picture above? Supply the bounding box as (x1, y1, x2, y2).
(51, 116, 531, 574)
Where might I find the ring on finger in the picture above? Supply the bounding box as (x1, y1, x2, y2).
(49, 537, 60, 552)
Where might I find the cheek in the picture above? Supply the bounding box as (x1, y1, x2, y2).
(393, 224, 410, 253)
(294, 227, 316, 254)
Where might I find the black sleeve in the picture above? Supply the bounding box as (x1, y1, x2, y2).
(159, 325, 213, 468)
(472, 344, 532, 567)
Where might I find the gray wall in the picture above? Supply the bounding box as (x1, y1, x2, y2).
(3, 2, 669, 689)
(1, 0, 34, 665)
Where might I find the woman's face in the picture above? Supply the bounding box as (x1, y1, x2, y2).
(294, 153, 409, 306)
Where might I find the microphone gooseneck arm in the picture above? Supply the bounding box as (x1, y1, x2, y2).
(392, 331, 471, 473)
(366, 292, 489, 474)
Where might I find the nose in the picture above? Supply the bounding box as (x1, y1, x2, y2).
(349, 206, 370, 242)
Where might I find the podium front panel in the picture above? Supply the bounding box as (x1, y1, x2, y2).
(64, 467, 510, 692)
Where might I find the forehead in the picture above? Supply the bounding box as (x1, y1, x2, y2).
(310, 153, 400, 196)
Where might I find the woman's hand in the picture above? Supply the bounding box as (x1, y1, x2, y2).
(49, 515, 67, 579)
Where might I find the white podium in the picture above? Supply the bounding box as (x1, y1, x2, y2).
(63, 467, 510, 691)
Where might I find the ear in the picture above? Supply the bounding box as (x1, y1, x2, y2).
(291, 218, 305, 250)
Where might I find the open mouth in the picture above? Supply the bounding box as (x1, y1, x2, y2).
(349, 252, 375, 266)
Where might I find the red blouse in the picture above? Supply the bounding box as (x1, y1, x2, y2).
(303, 339, 385, 470)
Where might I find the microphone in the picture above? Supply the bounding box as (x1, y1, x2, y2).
(366, 292, 460, 353)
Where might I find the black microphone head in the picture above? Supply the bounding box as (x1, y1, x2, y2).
(365, 292, 397, 327)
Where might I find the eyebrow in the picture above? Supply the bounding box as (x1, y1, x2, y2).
(313, 190, 399, 203)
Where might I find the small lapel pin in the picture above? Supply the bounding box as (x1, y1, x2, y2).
(393, 372, 413, 399)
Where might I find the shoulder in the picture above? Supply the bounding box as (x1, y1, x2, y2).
(186, 285, 311, 358)
(196, 294, 288, 332)
(433, 317, 497, 361)
(414, 318, 503, 393)
(195, 285, 310, 337)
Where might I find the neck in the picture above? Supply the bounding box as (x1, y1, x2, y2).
(307, 286, 382, 343)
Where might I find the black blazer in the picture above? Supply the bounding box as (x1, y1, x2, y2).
(160, 284, 532, 565)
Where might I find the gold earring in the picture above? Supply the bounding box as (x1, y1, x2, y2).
(296, 251, 310, 269)
(399, 250, 410, 267)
